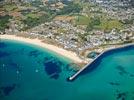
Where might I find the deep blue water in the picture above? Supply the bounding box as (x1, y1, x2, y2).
(0, 39, 134, 100)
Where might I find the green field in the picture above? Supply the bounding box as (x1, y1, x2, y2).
(75, 15, 90, 25)
(98, 19, 123, 31)
(74, 14, 123, 32)
(25, 13, 39, 19)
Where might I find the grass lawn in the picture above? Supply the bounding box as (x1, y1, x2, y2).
(75, 15, 90, 25)
(99, 19, 123, 31)
(25, 13, 40, 19)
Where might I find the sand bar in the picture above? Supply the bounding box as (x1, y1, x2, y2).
(0, 34, 85, 63)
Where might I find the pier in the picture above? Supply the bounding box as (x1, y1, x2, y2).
(68, 51, 103, 81)
(68, 62, 92, 81)
(68, 43, 134, 81)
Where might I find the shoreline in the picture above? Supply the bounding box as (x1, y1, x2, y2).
(0, 34, 87, 63)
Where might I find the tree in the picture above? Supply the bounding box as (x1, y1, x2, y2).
(0, 15, 12, 31)
(91, 17, 101, 26)
(86, 17, 101, 32)
(86, 21, 94, 32)
(58, 2, 82, 15)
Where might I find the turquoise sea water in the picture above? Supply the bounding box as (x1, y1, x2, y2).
(0, 40, 134, 100)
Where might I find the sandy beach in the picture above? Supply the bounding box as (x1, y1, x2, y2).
(0, 34, 86, 63)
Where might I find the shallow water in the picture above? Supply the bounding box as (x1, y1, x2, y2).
(0, 40, 134, 100)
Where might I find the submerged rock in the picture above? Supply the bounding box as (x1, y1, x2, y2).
(65, 63, 78, 72)
(28, 50, 42, 57)
(0, 42, 7, 48)
(115, 65, 128, 76)
(129, 74, 134, 77)
(8, 62, 22, 72)
(109, 82, 120, 86)
(0, 51, 10, 58)
(50, 73, 59, 79)
(116, 92, 126, 100)
(0, 84, 17, 96)
(44, 60, 62, 79)
(116, 65, 134, 77)
(115, 90, 128, 100)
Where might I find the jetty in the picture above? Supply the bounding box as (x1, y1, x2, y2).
(69, 62, 91, 81)
(68, 43, 134, 81)
(68, 50, 103, 81)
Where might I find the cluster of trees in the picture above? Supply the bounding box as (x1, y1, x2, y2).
(22, 14, 50, 30)
(0, 15, 12, 31)
(47, 0, 70, 4)
(58, 2, 82, 15)
(86, 17, 123, 32)
(31, 0, 43, 7)
(86, 17, 101, 32)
